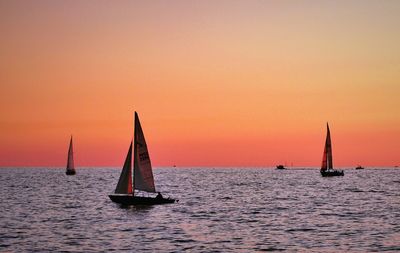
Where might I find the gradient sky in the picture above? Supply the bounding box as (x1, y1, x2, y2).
(1, 1, 399, 167)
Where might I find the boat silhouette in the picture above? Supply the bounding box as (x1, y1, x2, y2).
(109, 112, 176, 205)
(320, 123, 344, 177)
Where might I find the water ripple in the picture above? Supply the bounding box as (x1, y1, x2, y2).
(0, 168, 399, 252)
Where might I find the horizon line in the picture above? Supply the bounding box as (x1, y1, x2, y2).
(0, 166, 398, 169)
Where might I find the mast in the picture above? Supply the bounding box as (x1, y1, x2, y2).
(321, 123, 332, 172)
(326, 123, 333, 170)
(326, 124, 329, 171)
(133, 112, 137, 196)
(67, 135, 74, 171)
(130, 138, 136, 196)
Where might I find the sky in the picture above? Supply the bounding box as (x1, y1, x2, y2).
(0, 1, 399, 167)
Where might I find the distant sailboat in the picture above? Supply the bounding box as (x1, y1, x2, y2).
(108, 112, 176, 205)
(65, 136, 76, 175)
(276, 165, 286, 170)
(320, 123, 344, 177)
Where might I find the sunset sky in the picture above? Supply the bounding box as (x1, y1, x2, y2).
(1, 1, 399, 167)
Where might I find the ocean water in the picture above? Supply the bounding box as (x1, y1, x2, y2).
(0, 167, 399, 252)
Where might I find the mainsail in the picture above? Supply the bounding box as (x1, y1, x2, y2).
(133, 112, 156, 193)
(321, 123, 333, 172)
(114, 141, 133, 194)
(66, 136, 75, 172)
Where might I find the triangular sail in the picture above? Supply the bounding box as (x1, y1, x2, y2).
(321, 123, 333, 171)
(114, 141, 133, 194)
(66, 136, 75, 172)
(133, 112, 156, 193)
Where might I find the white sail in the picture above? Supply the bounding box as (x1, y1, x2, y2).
(115, 141, 133, 194)
(66, 136, 75, 173)
(133, 112, 156, 193)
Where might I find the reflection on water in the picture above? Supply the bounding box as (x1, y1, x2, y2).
(0, 168, 399, 252)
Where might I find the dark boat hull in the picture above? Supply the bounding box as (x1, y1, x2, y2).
(66, 170, 76, 175)
(320, 170, 344, 177)
(108, 194, 176, 205)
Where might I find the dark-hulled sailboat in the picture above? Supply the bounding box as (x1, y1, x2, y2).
(66, 136, 76, 175)
(320, 123, 344, 177)
(108, 112, 176, 205)
(276, 165, 286, 170)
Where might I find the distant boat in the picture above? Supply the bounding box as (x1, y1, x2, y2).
(108, 112, 176, 205)
(320, 123, 344, 177)
(276, 165, 286, 170)
(355, 165, 364, 170)
(65, 136, 76, 175)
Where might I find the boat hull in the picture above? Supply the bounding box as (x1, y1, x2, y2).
(108, 194, 176, 205)
(320, 170, 344, 177)
(66, 170, 76, 175)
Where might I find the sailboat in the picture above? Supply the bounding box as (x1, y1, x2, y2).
(276, 165, 286, 170)
(65, 136, 76, 175)
(320, 123, 344, 177)
(108, 112, 176, 205)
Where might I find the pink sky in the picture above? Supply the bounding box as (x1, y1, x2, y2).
(1, 1, 399, 167)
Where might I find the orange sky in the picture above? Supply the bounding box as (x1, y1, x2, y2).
(1, 1, 399, 167)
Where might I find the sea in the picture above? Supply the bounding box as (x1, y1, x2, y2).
(0, 167, 399, 252)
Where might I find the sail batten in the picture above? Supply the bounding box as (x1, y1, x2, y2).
(133, 112, 156, 193)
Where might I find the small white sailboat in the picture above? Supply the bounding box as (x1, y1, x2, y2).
(320, 123, 344, 177)
(108, 112, 176, 205)
(65, 136, 76, 175)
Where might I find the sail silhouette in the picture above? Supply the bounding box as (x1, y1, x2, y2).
(66, 136, 76, 175)
(109, 112, 176, 205)
(320, 123, 344, 177)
